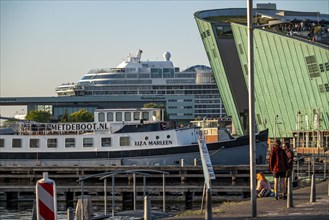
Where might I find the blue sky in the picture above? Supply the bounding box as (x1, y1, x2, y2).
(1, 0, 328, 117)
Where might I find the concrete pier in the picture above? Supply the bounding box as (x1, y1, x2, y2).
(165, 180, 329, 220)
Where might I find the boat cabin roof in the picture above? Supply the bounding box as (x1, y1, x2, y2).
(94, 108, 162, 123)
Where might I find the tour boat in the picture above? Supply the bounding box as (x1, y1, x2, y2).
(0, 108, 268, 166)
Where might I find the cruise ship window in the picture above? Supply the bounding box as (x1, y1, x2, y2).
(12, 139, 22, 148)
(107, 112, 114, 122)
(133, 112, 140, 120)
(127, 73, 138, 78)
(101, 138, 111, 147)
(30, 139, 39, 148)
(120, 136, 130, 146)
(47, 138, 57, 148)
(125, 112, 131, 121)
(0, 139, 4, 148)
(116, 112, 123, 121)
(81, 75, 93, 80)
(83, 138, 93, 147)
(139, 73, 150, 78)
(99, 112, 105, 122)
(65, 138, 75, 148)
(151, 68, 162, 78)
(163, 68, 175, 78)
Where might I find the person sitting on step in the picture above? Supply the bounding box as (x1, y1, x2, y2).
(256, 172, 272, 197)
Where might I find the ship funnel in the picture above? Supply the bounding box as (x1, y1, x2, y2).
(163, 52, 171, 61)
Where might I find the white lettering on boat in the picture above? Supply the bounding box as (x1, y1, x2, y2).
(50, 122, 109, 131)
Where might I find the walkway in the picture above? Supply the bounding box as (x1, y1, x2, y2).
(165, 180, 329, 220)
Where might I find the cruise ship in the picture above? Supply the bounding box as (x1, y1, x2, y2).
(55, 50, 225, 122)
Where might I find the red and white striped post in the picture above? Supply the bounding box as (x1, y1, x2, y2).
(36, 172, 57, 220)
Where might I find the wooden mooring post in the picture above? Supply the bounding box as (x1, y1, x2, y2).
(144, 195, 151, 220)
(75, 195, 93, 220)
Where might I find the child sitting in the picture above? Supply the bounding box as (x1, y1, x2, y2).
(256, 172, 272, 197)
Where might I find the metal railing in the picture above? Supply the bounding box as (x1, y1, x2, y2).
(295, 154, 328, 181)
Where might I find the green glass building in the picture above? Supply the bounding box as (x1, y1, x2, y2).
(194, 6, 329, 149)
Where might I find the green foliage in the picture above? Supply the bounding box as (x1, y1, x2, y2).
(25, 110, 52, 123)
(67, 109, 94, 122)
(207, 16, 247, 24)
(59, 111, 70, 122)
(143, 102, 161, 108)
(207, 15, 272, 25)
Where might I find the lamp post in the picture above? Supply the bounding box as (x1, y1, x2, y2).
(247, 0, 257, 217)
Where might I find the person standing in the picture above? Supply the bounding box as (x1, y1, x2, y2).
(269, 139, 288, 200)
(283, 141, 294, 199)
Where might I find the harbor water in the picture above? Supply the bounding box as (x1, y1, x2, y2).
(0, 200, 192, 219)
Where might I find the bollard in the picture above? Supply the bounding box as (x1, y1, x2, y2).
(36, 172, 57, 220)
(287, 175, 293, 208)
(310, 174, 316, 203)
(205, 188, 212, 220)
(144, 195, 151, 220)
(67, 207, 74, 220)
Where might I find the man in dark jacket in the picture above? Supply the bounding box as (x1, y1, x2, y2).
(269, 139, 288, 200)
(283, 141, 294, 199)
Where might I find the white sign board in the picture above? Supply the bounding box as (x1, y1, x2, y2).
(198, 139, 216, 189)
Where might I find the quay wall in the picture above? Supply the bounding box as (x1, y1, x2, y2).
(0, 163, 327, 209)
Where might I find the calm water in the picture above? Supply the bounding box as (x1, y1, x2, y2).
(0, 202, 66, 220)
(0, 209, 69, 220)
(0, 201, 187, 219)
